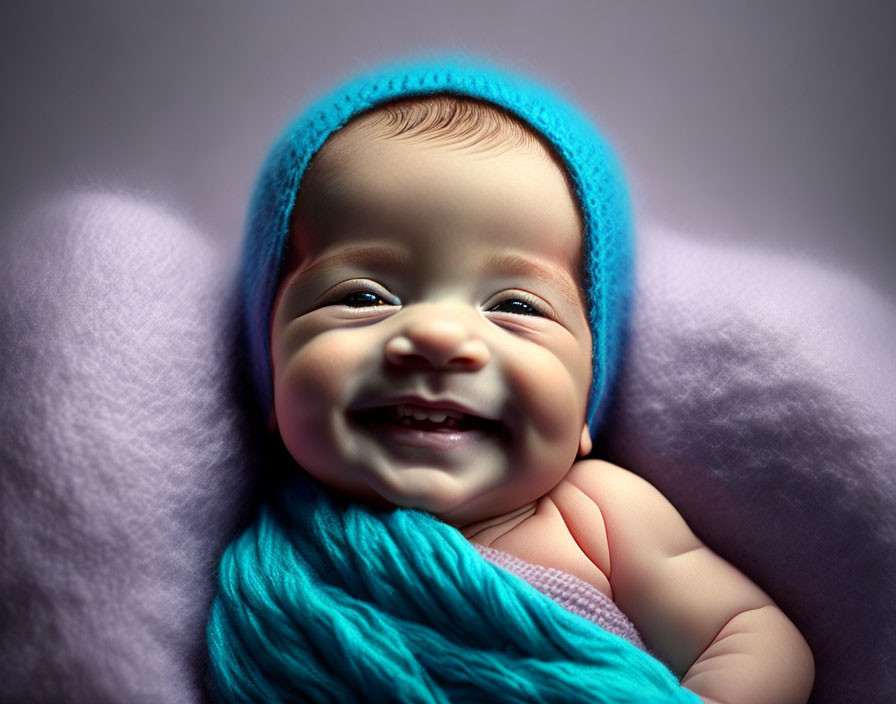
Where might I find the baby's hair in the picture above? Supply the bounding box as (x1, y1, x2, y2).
(357, 94, 543, 154)
(301, 94, 562, 193)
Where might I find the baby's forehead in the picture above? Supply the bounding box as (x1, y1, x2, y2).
(282, 95, 587, 293)
(295, 127, 583, 253)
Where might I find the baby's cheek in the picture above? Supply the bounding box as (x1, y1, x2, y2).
(272, 329, 368, 471)
(278, 331, 364, 411)
(504, 349, 586, 440)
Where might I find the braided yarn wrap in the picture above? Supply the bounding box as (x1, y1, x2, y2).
(208, 466, 698, 703)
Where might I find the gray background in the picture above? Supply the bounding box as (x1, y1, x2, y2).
(2, 0, 894, 299)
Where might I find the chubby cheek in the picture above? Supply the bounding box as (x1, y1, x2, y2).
(500, 347, 590, 503)
(503, 339, 591, 444)
(272, 326, 369, 465)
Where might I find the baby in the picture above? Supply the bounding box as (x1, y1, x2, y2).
(209, 56, 813, 704)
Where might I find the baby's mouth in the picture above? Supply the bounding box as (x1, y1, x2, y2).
(350, 403, 505, 435)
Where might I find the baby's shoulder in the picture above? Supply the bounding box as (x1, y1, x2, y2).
(563, 459, 660, 509)
(563, 459, 702, 560)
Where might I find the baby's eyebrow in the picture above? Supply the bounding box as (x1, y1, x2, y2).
(486, 251, 584, 306)
(293, 244, 411, 282)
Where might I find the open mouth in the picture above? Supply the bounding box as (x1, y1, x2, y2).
(350, 403, 505, 435)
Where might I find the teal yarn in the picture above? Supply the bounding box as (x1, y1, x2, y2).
(208, 467, 699, 703)
(240, 52, 633, 435)
(208, 55, 689, 703)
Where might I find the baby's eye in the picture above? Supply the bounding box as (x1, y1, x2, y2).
(317, 279, 399, 311)
(337, 291, 393, 308)
(488, 299, 544, 317)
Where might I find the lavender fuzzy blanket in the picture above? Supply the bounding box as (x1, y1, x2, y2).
(1, 192, 894, 703)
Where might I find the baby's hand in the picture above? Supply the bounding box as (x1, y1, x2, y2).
(566, 460, 814, 704)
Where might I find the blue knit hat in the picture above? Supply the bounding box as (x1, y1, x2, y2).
(242, 53, 633, 435)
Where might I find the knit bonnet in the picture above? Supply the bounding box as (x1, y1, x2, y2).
(241, 53, 633, 434)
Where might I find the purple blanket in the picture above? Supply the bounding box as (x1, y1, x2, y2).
(1, 192, 893, 703)
(475, 544, 646, 651)
(0, 192, 262, 703)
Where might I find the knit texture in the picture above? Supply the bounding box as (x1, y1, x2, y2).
(241, 52, 633, 435)
(208, 467, 698, 703)
(474, 544, 647, 651)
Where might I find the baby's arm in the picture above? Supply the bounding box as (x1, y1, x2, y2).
(566, 460, 814, 704)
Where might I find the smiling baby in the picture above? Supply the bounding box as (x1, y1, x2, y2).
(208, 56, 813, 704)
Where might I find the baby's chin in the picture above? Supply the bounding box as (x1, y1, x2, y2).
(370, 468, 475, 515)
(366, 470, 530, 529)
(304, 462, 536, 527)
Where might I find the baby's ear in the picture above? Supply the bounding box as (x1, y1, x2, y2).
(578, 424, 592, 457)
(266, 409, 279, 435)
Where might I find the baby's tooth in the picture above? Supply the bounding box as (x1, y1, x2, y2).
(389, 404, 468, 424)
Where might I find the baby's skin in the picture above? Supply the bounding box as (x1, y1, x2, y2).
(266, 105, 814, 704)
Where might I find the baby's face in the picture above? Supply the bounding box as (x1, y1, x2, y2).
(268, 117, 593, 527)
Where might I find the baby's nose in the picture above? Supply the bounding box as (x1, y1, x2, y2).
(384, 305, 489, 371)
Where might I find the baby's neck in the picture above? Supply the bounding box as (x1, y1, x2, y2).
(458, 501, 537, 545)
